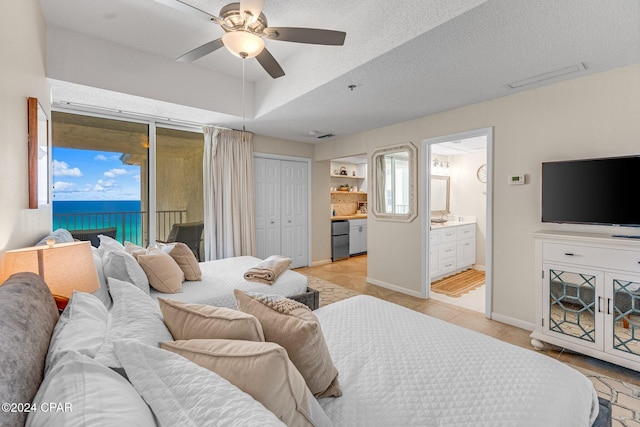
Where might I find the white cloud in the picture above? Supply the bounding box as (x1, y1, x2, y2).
(104, 168, 128, 178)
(53, 160, 82, 177)
(97, 179, 115, 188)
(53, 181, 74, 191)
(133, 174, 140, 181)
(94, 154, 120, 161)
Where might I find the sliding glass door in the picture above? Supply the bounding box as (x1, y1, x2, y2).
(51, 111, 203, 248)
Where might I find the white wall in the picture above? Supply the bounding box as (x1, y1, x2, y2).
(313, 64, 640, 324)
(449, 151, 487, 268)
(0, 0, 51, 263)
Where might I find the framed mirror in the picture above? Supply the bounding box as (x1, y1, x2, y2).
(28, 97, 50, 209)
(370, 142, 417, 222)
(430, 175, 450, 216)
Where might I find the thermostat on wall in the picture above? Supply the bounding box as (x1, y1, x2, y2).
(508, 174, 526, 185)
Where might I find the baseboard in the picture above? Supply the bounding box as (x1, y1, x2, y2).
(365, 277, 423, 298)
(491, 312, 535, 331)
(473, 264, 486, 272)
(309, 259, 332, 267)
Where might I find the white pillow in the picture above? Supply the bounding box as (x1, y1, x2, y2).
(155, 242, 177, 254)
(35, 228, 74, 246)
(114, 340, 286, 427)
(90, 247, 112, 309)
(45, 291, 109, 374)
(94, 278, 173, 369)
(97, 234, 125, 256)
(102, 250, 150, 294)
(26, 352, 156, 427)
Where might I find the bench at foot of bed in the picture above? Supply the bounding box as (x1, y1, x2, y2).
(289, 287, 319, 310)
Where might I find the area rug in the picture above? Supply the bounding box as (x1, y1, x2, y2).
(303, 273, 361, 307)
(302, 273, 640, 423)
(571, 364, 640, 426)
(431, 269, 485, 297)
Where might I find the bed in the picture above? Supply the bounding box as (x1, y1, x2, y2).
(0, 273, 607, 427)
(316, 295, 603, 427)
(149, 255, 309, 309)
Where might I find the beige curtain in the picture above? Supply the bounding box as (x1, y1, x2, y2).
(203, 127, 256, 260)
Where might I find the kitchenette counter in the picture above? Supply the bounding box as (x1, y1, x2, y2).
(331, 214, 368, 221)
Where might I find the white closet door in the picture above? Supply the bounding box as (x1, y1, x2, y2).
(280, 160, 308, 268)
(254, 158, 281, 259)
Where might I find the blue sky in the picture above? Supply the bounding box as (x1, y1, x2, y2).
(52, 147, 141, 201)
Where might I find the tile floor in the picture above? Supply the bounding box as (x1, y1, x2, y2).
(296, 255, 640, 384)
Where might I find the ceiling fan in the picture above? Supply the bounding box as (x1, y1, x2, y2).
(157, 0, 347, 79)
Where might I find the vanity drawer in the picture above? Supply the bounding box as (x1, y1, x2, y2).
(439, 242, 456, 260)
(439, 257, 457, 274)
(542, 242, 640, 273)
(440, 228, 457, 243)
(457, 224, 476, 239)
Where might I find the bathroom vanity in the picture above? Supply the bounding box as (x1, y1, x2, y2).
(429, 220, 476, 280)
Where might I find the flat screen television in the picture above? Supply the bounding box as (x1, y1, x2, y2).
(542, 155, 640, 227)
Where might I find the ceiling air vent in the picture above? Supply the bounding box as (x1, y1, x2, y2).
(507, 63, 587, 89)
(317, 133, 335, 139)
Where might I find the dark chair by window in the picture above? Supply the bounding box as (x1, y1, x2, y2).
(161, 221, 204, 261)
(70, 227, 117, 248)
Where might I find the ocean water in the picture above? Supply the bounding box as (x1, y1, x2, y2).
(53, 200, 143, 245)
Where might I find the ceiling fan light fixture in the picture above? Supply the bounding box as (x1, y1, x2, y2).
(222, 31, 265, 58)
(240, 0, 264, 24)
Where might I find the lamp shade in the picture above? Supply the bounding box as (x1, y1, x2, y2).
(222, 31, 265, 58)
(2, 241, 99, 300)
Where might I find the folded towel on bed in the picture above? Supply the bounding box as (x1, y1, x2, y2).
(244, 255, 292, 285)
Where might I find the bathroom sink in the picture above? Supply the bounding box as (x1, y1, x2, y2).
(430, 219, 447, 224)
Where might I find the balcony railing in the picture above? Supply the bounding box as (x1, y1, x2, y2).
(53, 210, 187, 246)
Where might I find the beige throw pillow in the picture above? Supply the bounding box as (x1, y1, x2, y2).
(158, 298, 264, 342)
(234, 290, 342, 398)
(169, 243, 202, 281)
(137, 248, 184, 293)
(161, 339, 331, 427)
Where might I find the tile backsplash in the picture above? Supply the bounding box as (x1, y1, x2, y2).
(331, 192, 368, 215)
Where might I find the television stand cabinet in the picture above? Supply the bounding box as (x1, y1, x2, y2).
(531, 230, 640, 371)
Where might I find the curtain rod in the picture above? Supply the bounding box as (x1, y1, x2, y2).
(52, 100, 235, 132)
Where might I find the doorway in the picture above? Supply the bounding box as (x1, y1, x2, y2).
(421, 128, 493, 318)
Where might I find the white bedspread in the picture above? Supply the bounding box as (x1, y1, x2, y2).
(316, 296, 599, 427)
(150, 256, 307, 309)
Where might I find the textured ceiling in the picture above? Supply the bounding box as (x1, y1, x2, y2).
(42, 0, 640, 143)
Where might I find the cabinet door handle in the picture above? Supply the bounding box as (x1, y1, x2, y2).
(598, 297, 603, 313)
(564, 252, 574, 256)
(607, 298, 612, 315)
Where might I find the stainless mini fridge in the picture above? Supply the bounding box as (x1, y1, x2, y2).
(331, 220, 349, 261)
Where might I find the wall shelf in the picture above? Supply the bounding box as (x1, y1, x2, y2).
(331, 191, 368, 195)
(330, 175, 366, 179)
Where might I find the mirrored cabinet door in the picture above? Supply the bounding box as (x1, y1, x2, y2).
(546, 267, 601, 347)
(607, 273, 640, 358)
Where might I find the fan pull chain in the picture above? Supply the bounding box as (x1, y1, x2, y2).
(242, 56, 246, 142)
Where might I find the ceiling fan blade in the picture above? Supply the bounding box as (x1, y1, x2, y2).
(264, 27, 346, 45)
(153, 0, 223, 25)
(177, 38, 224, 62)
(240, 0, 264, 23)
(256, 48, 285, 79)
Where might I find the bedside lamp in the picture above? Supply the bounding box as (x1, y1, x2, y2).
(2, 240, 99, 310)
